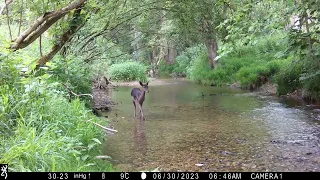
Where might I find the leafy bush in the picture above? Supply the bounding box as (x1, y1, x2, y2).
(236, 64, 269, 87)
(173, 54, 190, 75)
(107, 61, 147, 82)
(172, 44, 207, 75)
(0, 44, 113, 172)
(50, 54, 92, 95)
(186, 51, 210, 83)
(0, 76, 113, 172)
(236, 59, 290, 88)
(173, 33, 291, 88)
(231, 33, 287, 57)
(275, 60, 304, 96)
(158, 61, 177, 77)
(205, 68, 230, 86)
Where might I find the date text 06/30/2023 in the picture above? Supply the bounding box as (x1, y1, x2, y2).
(150, 172, 282, 180)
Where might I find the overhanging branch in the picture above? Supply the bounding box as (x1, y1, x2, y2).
(10, 0, 87, 50)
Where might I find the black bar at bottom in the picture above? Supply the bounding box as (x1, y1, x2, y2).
(2, 172, 320, 180)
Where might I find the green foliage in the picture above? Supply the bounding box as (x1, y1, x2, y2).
(107, 61, 147, 82)
(49, 54, 92, 95)
(281, 0, 320, 99)
(218, 1, 290, 51)
(157, 61, 177, 77)
(204, 68, 229, 86)
(0, 84, 113, 172)
(0, 33, 113, 172)
(157, 44, 207, 78)
(236, 59, 289, 88)
(229, 33, 288, 58)
(173, 44, 207, 75)
(170, 0, 230, 48)
(173, 54, 189, 74)
(186, 51, 211, 84)
(0, 70, 113, 172)
(275, 60, 304, 96)
(182, 34, 289, 87)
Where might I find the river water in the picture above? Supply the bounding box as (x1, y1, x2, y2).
(102, 79, 320, 172)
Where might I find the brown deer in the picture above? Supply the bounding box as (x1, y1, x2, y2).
(131, 81, 149, 120)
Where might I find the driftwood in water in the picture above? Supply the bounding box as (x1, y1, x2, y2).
(87, 120, 118, 133)
(92, 76, 117, 113)
(92, 76, 117, 90)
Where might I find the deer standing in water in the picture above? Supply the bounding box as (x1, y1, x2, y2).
(131, 81, 149, 120)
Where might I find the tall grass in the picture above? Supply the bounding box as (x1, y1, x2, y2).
(0, 76, 114, 172)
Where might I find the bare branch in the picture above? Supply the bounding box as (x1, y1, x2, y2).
(61, 83, 93, 100)
(39, 35, 43, 57)
(0, 0, 13, 15)
(79, 11, 142, 51)
(17, 0, 23, 36)
(11, 0, 87, 50)
(77, 1, 160, 50)
(5, 0, 12, 41)
(37, 6, 86, 67)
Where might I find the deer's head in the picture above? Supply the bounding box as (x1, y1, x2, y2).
(139, 81, 149, 93)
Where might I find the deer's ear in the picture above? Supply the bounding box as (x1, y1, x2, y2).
(139, 81, 143, 86)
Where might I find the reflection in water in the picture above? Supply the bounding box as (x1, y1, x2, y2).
(102, 79, 320, 172)
(133, 119, 147, 156)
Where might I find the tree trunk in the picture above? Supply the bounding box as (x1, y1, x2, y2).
(164, 43, 169, 64)
(133, 25, 141, 61)
(205, 38, 218, 69)
(304, 13, 314, 59)
(10, 0, 87, 50)
(36, 6, 85, 67)
(151, 46, 157, 77)
(167, 46, 177, 64)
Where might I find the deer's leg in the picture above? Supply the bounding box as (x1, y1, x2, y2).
(137, 103, 142, 119)
(140, 102, 145, 120)
(138, 104, 144, 120)
(132, 99, 136, 117)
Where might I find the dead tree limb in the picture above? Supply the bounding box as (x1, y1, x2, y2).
(10, 0, 87, 50)
(36, 4, 86, 67)
(0, 0, 13, 15)
(5, 0, 13, 41)
(61, 83, 93, 102)
(17, 0, 23, 37)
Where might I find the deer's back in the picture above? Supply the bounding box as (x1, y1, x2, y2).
(131, 88, 142, 99)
